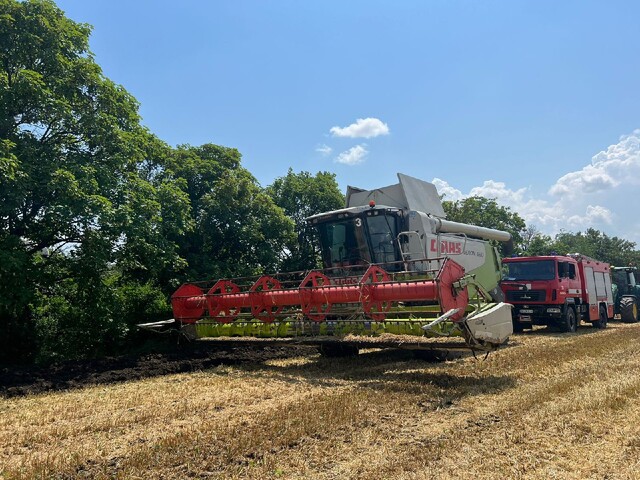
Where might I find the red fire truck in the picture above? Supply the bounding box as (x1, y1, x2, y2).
(501, 254, 614, 332)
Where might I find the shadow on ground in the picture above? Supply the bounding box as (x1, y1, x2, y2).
(236, 347, 516, 400)
(0, 343, 317, 398)
(1, 335, 522, 399)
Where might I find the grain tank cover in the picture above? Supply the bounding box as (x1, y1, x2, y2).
(346, 173, 446, 218)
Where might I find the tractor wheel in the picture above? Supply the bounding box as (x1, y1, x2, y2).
(620, 297, 639, 323)
(559, 306, 577, 333)
(592, 305, 608, 329)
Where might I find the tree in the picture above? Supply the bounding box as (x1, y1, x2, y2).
(520, 225, 554, 256)
(164, 144, 295, 280)
(442, 196, 527, 255)
(267, 169, 344, 271)
(550, 229, 640, 266)
(0, 0, 188, 361)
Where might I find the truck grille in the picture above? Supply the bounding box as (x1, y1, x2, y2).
(505, 290, 546, 302)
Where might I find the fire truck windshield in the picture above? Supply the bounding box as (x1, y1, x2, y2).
(504, 260, 556, 281)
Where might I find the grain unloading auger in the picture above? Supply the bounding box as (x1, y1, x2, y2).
(141, 174, 513, 353)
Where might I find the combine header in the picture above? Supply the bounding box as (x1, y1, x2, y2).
(143, 174, 513, 352)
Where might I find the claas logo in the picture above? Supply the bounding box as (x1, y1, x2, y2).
(430, 239, 462, 254)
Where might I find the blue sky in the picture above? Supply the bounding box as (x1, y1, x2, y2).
(56, 0, 640, 242)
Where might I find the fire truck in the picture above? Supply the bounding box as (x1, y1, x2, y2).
(501, 254, 614, 332)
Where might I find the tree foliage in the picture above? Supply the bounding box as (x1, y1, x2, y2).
(266, 169, 344, 271)
(163, 145, 295, 280)
(0, 0, 294, 362)
(0, 0, 194, 361)
(523, 228, 640, 267)
(442, 196, 526, 255)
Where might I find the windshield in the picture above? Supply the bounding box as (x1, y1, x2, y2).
(504, 260, 556, 281)
(612, 270, 628, 287)
(366, 214, 397, 264)
(315, 212, 400, 270)
(317, 217, 371, 267)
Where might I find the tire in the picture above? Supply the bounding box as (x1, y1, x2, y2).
(559, 306, 577, 333)
(319, 343, 359, 357)
(593, 305, 608, 329)
(412, 349, 451, 362)
(620, 296, 639, 323)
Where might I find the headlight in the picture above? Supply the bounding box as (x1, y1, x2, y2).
(547, 308, 561, 313)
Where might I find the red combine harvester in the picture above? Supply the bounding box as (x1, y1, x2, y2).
(501, 254, 614, 332)
(142, 174, 514, 354)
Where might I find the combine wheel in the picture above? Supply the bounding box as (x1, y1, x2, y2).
(559, 306, 577, 333)
(412, 349, 453, 362)
(319, 343, 359, 357)
(593, 305, 608, 329)
(620, 296, 639, 323)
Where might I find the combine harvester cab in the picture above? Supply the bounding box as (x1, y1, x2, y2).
(144, 174, 513, 352)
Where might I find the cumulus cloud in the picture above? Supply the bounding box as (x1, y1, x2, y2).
(432, 178, 463, 201)
(567, 205, 613, 227)
(330, 118, 390, 139)
(550, 129, 640, 196)
(315, 144, 332, 156)
(335, 144, 368, 165)
(430, 130, 640, 242)
(550, 165, 618, 196)
(469, 180, 528, 204)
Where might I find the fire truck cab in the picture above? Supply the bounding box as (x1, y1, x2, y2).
(501, 254, 613, 332)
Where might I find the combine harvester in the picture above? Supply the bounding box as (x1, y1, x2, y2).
(142, 174, 513, 354)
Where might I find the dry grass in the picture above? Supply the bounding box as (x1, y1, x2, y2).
(3, 323, 640, 479)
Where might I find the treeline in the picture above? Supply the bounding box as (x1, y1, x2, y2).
(1, 0, 639, 364)
(443, 197, 640, 266)
(0, 0, 344, 363)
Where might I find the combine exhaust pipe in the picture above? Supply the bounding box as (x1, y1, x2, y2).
(434, 218, 512, 243)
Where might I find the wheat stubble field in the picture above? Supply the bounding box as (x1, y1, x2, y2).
(2, 323, 640, 480)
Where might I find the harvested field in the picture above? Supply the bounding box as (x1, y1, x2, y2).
(2, 323, 640, 479)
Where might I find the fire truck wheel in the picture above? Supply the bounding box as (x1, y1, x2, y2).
(560, 306, 577, 333)
(512, 319, 525, 333)
(620, 296, 639, 323)
(593, 306, 608, 329)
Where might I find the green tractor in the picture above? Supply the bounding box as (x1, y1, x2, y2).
(611, 266, 640, 323)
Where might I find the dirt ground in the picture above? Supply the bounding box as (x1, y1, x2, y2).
(0, 344, 316, 398)
(2, 323, 640, 479)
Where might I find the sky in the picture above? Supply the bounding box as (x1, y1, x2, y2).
(55, 0, 640, 243)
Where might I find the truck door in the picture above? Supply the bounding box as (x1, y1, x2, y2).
(583, 266, 598, 321)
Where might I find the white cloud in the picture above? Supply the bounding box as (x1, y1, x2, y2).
(567, 205, 613, 227)
(330, 117, 390, 139)
(335, 144, 368, 165)
(430, 130, 640, 243)
(432, 178, 463, 201)
(469, 180, 528, 204)
(549, 165, 618, 196)
(315, 144, 332, 156)
(550, 129, 640, 196)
